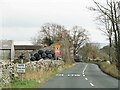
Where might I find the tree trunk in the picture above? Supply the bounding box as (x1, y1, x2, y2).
(109, 37, 112, 63)
(117, 35, 120, 70)
(60, 36, 74, 64)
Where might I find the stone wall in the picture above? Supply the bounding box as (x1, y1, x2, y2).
(0, 61, 15, 85)
(26, 59, 64, 71)
(0, 60, 64, 85)
(14, 50, 33, 63)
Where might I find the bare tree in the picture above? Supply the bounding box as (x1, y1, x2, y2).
(40, 23, 65, 43)
(32, 23, 66, 46)
(71, 26, 89, 57)
(31, 34, 43, 46)
(89, 0, 120, 67)
(61, 31, 75, 64)
(31, 23, 75, 64)
(80, 43, 100, 61)
(97, 15, 113, 63)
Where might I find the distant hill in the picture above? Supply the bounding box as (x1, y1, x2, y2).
(100, 43, 109, 48)
(100, 45, 109, 55)
(90, 42, 109, 48)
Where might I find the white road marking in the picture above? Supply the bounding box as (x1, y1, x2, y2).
(83, 64, 88, 73)
(85, 78, 88, 80)
(56, 74, 64, 76)
(68, 74, 70, 76)
(82, 64, 88, 77)
(83, 74, 85, 76)
(57, 74, 81, 77)
(61, 74, 64, 76)
(77, 74, 80, 76)
(90, 83, 94, 87)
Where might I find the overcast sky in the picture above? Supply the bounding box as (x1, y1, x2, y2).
(0, 0, 109, 45)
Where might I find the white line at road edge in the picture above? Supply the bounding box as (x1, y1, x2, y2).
(83, 64, 88, 73)
(90, 83, 94, 87)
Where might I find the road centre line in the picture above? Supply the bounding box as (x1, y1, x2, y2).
(90, 83, 94, 87)
(83, 64, 88, 73)
(85, 78, 88, 80)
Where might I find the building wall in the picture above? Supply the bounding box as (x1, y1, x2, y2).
(11, 40, 14, 61)
(0, 49, 11, 60)
(0, 40, 14, 62)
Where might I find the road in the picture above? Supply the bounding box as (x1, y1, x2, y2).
(40, 63, 119, 88)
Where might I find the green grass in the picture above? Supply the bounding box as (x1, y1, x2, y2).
(2, 64, 75, 88)
(0, 85, 4, 88)
(3, 80, 39, 88)
(2, 69, 59, 88)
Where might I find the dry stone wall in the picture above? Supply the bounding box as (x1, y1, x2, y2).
(0, 60, 64, 85)
(26, 59, 64, 71)
(0, 61, 15, 85)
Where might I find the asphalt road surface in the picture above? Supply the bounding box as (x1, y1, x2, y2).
(41, 63, 119, 88)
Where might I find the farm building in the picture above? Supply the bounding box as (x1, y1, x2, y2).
(0, 40, 14, 62)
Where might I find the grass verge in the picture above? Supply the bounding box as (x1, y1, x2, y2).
(87, 61, 120, 79)
(3, 80, 39, 88)
(97, 62, 120, 80)
(2, 63, 75, 88)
